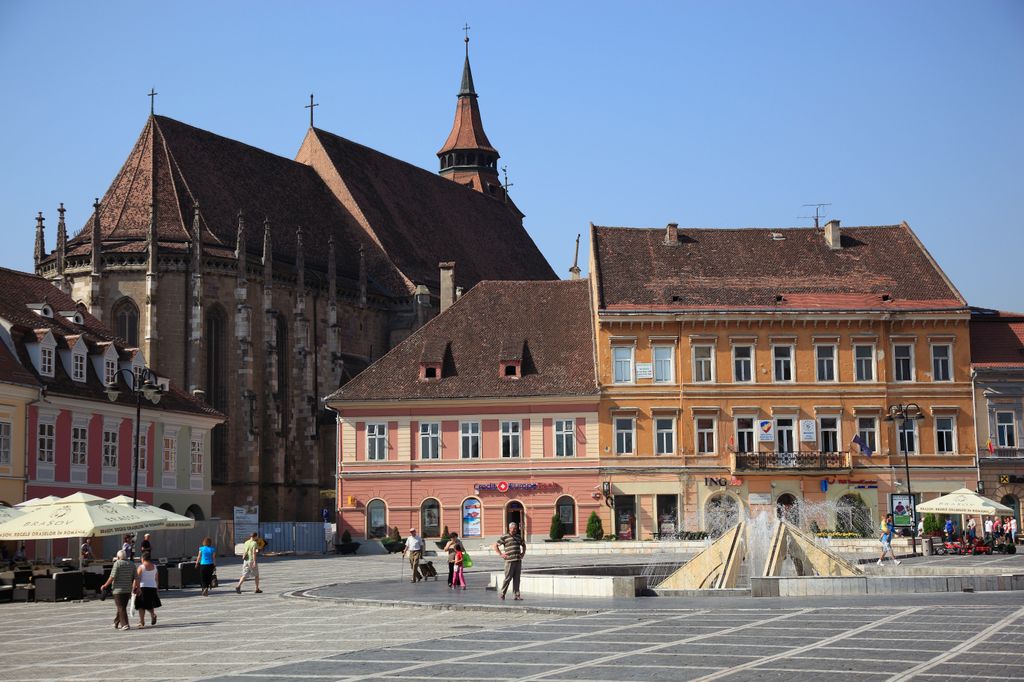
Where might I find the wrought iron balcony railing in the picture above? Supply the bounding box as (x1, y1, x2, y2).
(734, 451, 850, 471)
(981, 447, 1024, 459)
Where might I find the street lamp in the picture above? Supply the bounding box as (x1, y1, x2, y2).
(105, 367, 165, 507)
(884, 403, 925, 556)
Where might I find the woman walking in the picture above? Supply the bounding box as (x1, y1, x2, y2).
(134, 551, 162, 627)
(100, 550, 137, 630)
(194, 537, 217, 596)
(443, 532, 463, 588)
(877, 513, 901, 566)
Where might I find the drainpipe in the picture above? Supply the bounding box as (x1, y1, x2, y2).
(971, 370, 982, 492)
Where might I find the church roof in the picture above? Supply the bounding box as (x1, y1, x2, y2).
(327, 279, 598, 403)
(303, 128, 555, 290)
(591, 223, 967, 312)
(437, 54, 497, 155)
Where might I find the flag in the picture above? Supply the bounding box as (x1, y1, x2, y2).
(852, 434, 873, 457)
(987, 438, 995, 454)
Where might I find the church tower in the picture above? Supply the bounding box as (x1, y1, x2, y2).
(437, 34, 504, 199)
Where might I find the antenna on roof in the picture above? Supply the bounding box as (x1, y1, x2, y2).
(798, 203, 831, 229)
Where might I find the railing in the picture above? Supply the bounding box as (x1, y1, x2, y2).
(982, 447, 1024, 459)
(734, 451, 850, 471)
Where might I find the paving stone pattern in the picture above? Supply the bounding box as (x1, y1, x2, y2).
(2, 553, 1023, 682)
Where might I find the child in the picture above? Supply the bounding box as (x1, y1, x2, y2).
(453, 547, 467, 590)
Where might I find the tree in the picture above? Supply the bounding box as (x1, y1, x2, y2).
(440, 525, 451, 541)
(341, 529, 352, 544)
(923, 513, 942, 535)
(586, 511, 605, 540)
(549, 514, 565, 540)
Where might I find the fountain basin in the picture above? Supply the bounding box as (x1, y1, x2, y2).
(751, 573, 1024, 597)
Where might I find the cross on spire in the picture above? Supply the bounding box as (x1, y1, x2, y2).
(148, 88, 158, 115)
(501, 165, 514, 203)
(305, 93, 319, 128)
(462, 23, 471, 53)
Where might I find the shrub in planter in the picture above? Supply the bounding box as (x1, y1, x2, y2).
(549, 514, 565, 541)
(586, 511, 604, 540)
(335, 529, 360, 555)
(341, 530, 352, 544)
(923, 513, 942, 536)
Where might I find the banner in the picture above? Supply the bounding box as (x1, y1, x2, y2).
(462, 498, 481, 537)
(233, 505, 259, 544)
(889, 494, 915, 527)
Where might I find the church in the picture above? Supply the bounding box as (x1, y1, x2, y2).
(31, 39, 556, 521)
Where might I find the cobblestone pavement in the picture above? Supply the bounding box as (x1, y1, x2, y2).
(3, 553, 1023, 682)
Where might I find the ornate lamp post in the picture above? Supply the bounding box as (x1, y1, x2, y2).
(105, 367, 165, 507)
(884, 402, 925, 556)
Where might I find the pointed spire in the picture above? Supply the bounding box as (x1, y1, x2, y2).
(262, 217, 273, 289)
(33, 212, 45, 270)
(56, 203, 67, 278)
(459, 33, 476, 96)
(91, 198, 103, 275)
(295, 226, 305, 293)
(147, 198, 158, 275)
(190, 202, 203, 271)
(327, 234, 337, 305)
(235, 210, 247, 282)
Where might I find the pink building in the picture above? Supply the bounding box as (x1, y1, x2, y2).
(327, 279, 600, 541)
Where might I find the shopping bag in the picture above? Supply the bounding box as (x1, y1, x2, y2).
(462, 551, 473, 569)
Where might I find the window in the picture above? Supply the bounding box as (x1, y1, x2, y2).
(733, 346, 752, 383)
(736, 418, 755, 453)
(857, 417, 877, 454)
(460, 422, 480, 459)
(367, 499, 387, 538)
(773, 346, 793, 382)
(421, 499, 441, 537)
(0, 421, 10, 466)
(655, 417, 675, 455)
(72, 352, 86, 382)
(136, 428, 147, 471)
(556, 496, 576, 536)
(996, 412, 1016, 448)
(693, 345, 714, 382)
(935, 417, 955, 454)
(612, 346, 634, 383)
(501, 420, 521, 458)
(554, 419, 575, 457)
(190, 437, 204, 474)
(819, 417, 839, 453)
(40, 346, 54, 377)
(898, 420, 918, 454)
(894, 344, 914, 382)
(37, 422, 55, 463)
(695, 418, 716, 454)
(162, 435, 176, 472)
(103, 428, 118, 468)
(419, 422, 440, 460)
(816, 345, 836, 382)
(367, 423, 387, 461)
(614, 417, 634, 455)
(104, 358, 116, 386)
(932, 345, 951, 382)
(113, 298, 140, 347)
(854, 345, 874, 382)
(71, 425, 88, 466)
(653, 345, 674, 383)
(776, 418, 795, 453)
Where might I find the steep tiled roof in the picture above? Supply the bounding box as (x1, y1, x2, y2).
(591, 224, 966, 312)
(303, 128, 555, 290)
(0, 267, 222, 419)
(328, 279, 597, 402)
(970, 308, 1024, 369)
(0, 340, 38, 388)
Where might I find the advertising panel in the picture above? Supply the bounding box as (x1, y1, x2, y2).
(462, 498, 482, 537)
(889, 494, 915, 527)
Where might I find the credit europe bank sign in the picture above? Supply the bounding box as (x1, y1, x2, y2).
(473, 481, 561, 494)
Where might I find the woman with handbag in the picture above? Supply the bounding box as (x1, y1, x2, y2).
(443, 532, 463, 588)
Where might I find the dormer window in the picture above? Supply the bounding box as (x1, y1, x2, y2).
(419, 362, 442, 381)
(28, 303, 54, 318)
(72, 351, 86, 382)
(104, 358, 116, 385)
(501, 362, 521, 379)
(61, 310, 84, 325)
(40, 346, 54, 377)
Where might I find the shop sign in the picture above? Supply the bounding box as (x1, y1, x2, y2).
(474, 481, 538, 493)
(749, 493, 772, 505)
(704, 477, 743, 487)
(758, 420, 774, 441)
(635, 363, 654, 379)
(889, 494, 915, 527)
(799, 420, 817, 442)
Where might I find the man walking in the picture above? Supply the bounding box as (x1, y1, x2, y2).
(235, 531, 262, 594)
(403, 528, 424, 583)
(494, 521, 527, 600)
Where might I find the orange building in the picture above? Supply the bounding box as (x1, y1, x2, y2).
(589, 220, 977, 537)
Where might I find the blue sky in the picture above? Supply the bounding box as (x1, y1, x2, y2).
(1, 1, 1021, 310)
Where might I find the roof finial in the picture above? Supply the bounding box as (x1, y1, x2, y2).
(458, 25, 476, 96)
(34, 211, 45, 270)
(148, 88, 158, 116)
(305, 93, 318, 128)
(463, 22, 471, 54)
(569, 233, 582, 280)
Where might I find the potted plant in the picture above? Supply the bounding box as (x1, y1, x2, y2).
(546, 514, 565, 542)
(335, 529, 360, 555)
(585, 511, 604, 540)
(436, 525, 452, 550)
(381, 526, 405, 553)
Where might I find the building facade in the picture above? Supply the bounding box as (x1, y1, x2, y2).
(970, 308, 1024, 526)
(589, 221, 978, 537)
(0, 342, 39, 507)
(327, 280, 600, 541)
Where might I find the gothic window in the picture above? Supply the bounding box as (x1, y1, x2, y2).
(275, 314, 289, 437)
(112, 298, 140, 347)
(205, 305, 229, 484)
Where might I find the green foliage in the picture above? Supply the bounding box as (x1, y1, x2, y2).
(440, 525, 451, 541)
(586, 511, 604, 540)
(809, 520, 821, 534)
(388, 526, 402, 542)
(813, 530, 861, 539)
(549, 514, 565, 541)
(341, 529, 352, 544)
(923, 513, 942, 535)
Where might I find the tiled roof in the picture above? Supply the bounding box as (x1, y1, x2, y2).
(328, 279, 598, 402)
(0, 267, 222, 419)
(305, 128, 555, 290)
(970, 308, 1024, 369)
(591, 224, 966, 312)
(0, 340, 37, 388)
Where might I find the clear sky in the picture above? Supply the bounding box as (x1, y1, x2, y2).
(1, 1, 1021, 310)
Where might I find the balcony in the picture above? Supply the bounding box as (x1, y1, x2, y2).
(981, 447, 1024, 459)
(734, 451, 851, 472)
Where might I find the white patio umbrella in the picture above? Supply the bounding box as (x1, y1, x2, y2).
(0, 492, 155, 540)
(0, 505, 24, 523)
(917, 488, 1014, 545)
(15, 495, 62, 508)
(106, 495, 195, 529)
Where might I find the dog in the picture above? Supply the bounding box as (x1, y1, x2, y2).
(418, 560, 439, 580)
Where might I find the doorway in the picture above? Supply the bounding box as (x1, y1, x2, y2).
(505, 500, 525, 534)
(614, 495, 637, 540)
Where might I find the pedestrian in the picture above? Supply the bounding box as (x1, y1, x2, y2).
(134, 551, 161, 627)
(443, 532, 464, 588)
(140, 533, 152, 556)
(984, 516, 993, 540)
(235, 531, 262, 594)
(1010, 516, 1018, 544)
(453, 545, 467, 590)
(944, 517, 953, 542)
(994, 516, 1003, 542)
(100, 550, 137, 630)
(122, 534, 135, 561)
(194, 537, 216, 596)
(80, 537, 94, 565)
(877, 514, 901, 566)
(402, 528, 424, 583)
(916, 518, 924, 538)
(493, 521, 527, 600)
(968, 518, 977, 543)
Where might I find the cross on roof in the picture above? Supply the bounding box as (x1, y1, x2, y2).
(148, 88, 158, 115)
(305, 93, 319, 128)
(462, 23, 471, 41)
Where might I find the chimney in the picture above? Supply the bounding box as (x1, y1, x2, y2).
(664, 222, 679, 245)
(439, 262, 456, 312)
(824, 219, 841, 250)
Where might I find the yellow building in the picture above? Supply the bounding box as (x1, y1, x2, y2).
(0, 341, 39, 507)
(589, 220, 977, 538)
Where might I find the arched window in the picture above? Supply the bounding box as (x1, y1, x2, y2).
(159, 502, 176, 514)
(366, 499, 387, 539)
(461, 497, 481, 538)
(205, 305, 229, 484)
(556, 496, 576, 536)
(836, 493, 871, 537)
(704, 494, 739, 537)
(421, 498, 441, 537)
(275, 314, 289, 438)
(775, 493, 800, 526)
(112, 298, 140, 347)
(185, 504, 205, 521)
